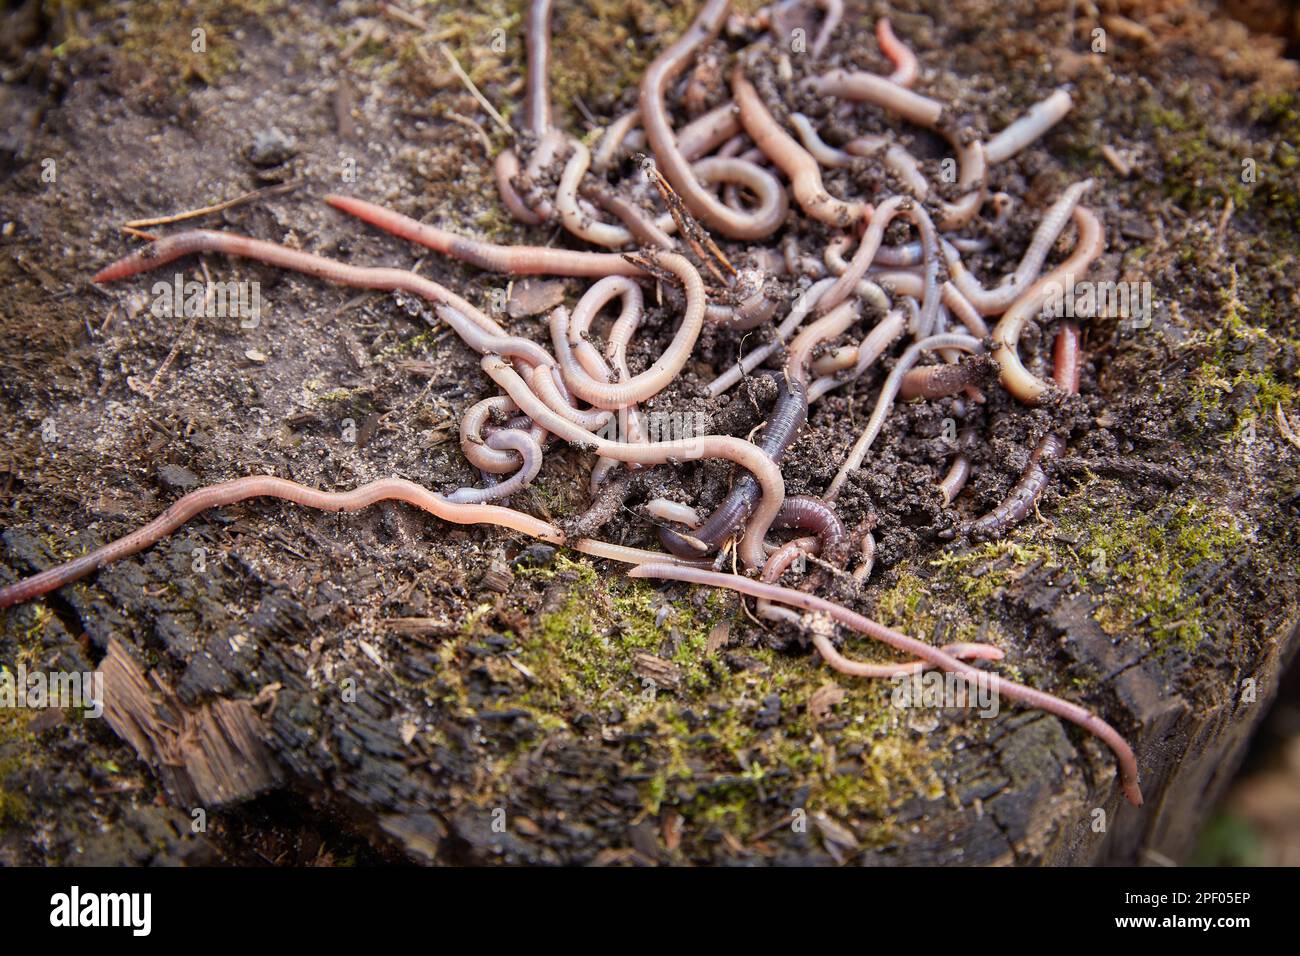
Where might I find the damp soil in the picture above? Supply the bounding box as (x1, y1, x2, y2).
(0, 0, 1297, 865)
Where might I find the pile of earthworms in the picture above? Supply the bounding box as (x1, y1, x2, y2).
(0, 1, 1142, 807)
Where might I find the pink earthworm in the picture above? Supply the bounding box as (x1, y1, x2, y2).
(942, 180, 1093, 316)
(985, 89, 1073, 165)
(705, 276, 838, 396)
(524, 0, 554, 137)
(899, 356, 985, 400)
(876, 18, 918, 87)
(869, 269, 989, 338)
(851, 529, 876, 584)
(807, 307, 908, 403)
(0, 475, 705, 612)
(494, 148, 545, 225)
(992, 206, 1103, 404)
(528, 364, 613, 432)
(92, 229, 506, 337)
(732, 68, 868, 228)
(550, 252, 704, 409)
(825, 333, 984, 501)
(557, 140, 676, 248)
(325, 195, 646, 278)
(639, 0, 788, 239)
(433, 305, 555, 367)
(445, 429, 544, 504)
(817, 197, 941, 334)
(461, 396, 538, 474)
(482, 355, 785, 569)
(628, 562, 1143, 807)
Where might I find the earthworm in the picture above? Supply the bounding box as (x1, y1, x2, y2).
(579, 179, 676, 250)
(985, 89, 1073, 164)
(325, 195, 646, 278)
(93, 229, 507, 338)
(965, 432, 1067, 541)
(0, 474, 707, 612)
(825, 333, 983, 501)
(806, 69, 944, 127)
(445, 429, 543, 504)
(705, 276, 837, 396)
(938, 426, 976, 505)
(876, 18, 918, 87)
(433, 305, 555, 367)
(524, 0, 554, 136)
(483, 355, 785, 569)
(757, 539, 1002, 673)
(462, 396, 535, 474)
(557, 141, 676, 248)
(627, 562, 1143, 807)
(772, 494, 845, 560)
(851, 530, 876, 584)
(868, 270, 989, 338)
(942, 180, 1093, 316)
(966, 322, 1080, 539)
(639, 0, 788, 239)
(807, 307, 907, 403)
(550, 252, 704, 408)
(899, 356, 984, 400)
(733, 68, 867, 228)
(992, 206, 1103, 403)
(677, 102, 744, 162)
(817, 197, 941, 334)
(645, 498, 703, 528)
(494, 148, 545, 225)
(528, 364, 613, 431)
(660, 299, 859, 560)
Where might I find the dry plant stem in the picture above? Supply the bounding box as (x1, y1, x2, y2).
(628, 562, 1143, 807)
(639, 0, 788, 239)
(325, 195, 646, 278)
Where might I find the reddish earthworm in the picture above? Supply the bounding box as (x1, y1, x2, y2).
(985, 89, 1073, 165)
(899, 356, 985, 400)
(825, 333, 984, 501)
(851, 530, 876, 584)
(639, 0, 788, 239)
(807, 306, 907, 403)
(992, 206, 1103, 403)
(0, 475, 707, 612)
(494, 148, 545, 225)
(93, 228, 506, 337)
(967, 321, 1081, 539)
(557, 141, 677, 248)
(628, 562, 1143, 807)
(876, 18, 918, 87)
(325, 195, 646, 278)
(732, 68, 867, 228)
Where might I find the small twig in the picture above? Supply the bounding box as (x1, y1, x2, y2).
(124, 179, 303, 230)
(439, 43, 513, 137)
